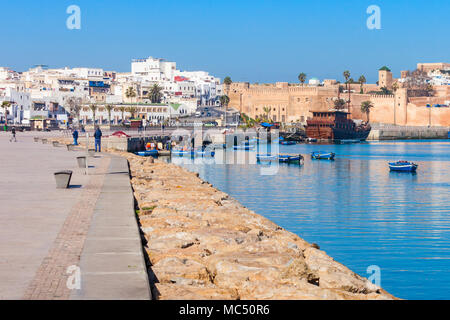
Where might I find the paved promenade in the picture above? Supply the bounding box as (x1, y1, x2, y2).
(0, 132, 150, 300)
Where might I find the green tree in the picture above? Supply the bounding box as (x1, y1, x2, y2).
(2, 101, 11, 124)
(223, 77, 232, 85)
(89, 104, 97, 124)
(125, 87, 137, 103)
(105, 104, 114, 124)
(361, 101, 374, 122)
(219, 95, 230, 108)
(298, 73, 307, 86)
(119, 106, 126, 124)
(263, 106, 271, 121)
(126, 106, 138, 119)
(358, 75, 366, 94)
(334, 99, 347, 110)
(149, 84, 163, 103)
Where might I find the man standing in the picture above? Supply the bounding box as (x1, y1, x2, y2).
(10, 127, 17, 142)
(94, 126, 102, 152)
(72, 129, 79, 145)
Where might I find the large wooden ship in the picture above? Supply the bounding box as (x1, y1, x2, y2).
(306, 111, 371, 141)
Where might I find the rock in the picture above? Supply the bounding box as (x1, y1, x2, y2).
(108, 150, 396, 300)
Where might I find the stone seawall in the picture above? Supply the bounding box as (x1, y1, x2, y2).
(116, 151, 395, 300)
(368, 126, 449, 140)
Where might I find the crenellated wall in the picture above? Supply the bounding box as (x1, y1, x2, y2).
(229, 82, 450, 127)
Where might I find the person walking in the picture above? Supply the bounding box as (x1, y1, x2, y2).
(10, 127, 17, 142)
(72, 129, 79, 146)
(94, 127, 102, 152)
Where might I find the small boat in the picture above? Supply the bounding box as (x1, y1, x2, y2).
(306, 138, 317, 143)
(279, 154, 304, 164)
(256, 154, 278, 162)
(280, 140, 296, 146)
(196, 150, 215, 157)
(135, 150, 159, 157)
(172, 149, 195, 157)
(234, 145, 255, 151)
(311, 151, 335, 160)
(389, 161, 418, 172)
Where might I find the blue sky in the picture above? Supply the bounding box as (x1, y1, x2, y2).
(1, 0, 449, 83)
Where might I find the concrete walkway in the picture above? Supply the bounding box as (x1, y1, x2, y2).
(0, 132, 150, 300)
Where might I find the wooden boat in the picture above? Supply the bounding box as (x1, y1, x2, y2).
(280, 140, 296, 145)
(172, 149, 195, 157)
(234, 145, 255, 151)
(279, 154, 304, 164)
(196, 150, 215, 157)
(311, 151, 335, 160)
(389, 161, 418, 172)
(135, 150, 159, 157)
(257, 154, 304, 164)
(306, 111, 371, 141)
(256, 154, 278, 162)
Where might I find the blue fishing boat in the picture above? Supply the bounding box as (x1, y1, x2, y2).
(280, 140, 296, 145)
(196, 150, 215, 157)
(279, 154, 304, 164)
(172, 149, 195, 157)
(256, 154, 278, 162)
(135, 150, 159, 157)
(389, 161, 418, 172)
(234, 145, 255, 151)
(311, 151, 335, 160)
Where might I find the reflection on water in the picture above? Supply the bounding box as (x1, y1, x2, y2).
(171, 140, 450, 300)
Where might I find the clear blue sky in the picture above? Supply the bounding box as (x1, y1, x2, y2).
(1, 0, 449, 83)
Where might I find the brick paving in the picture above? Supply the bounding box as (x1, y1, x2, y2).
(23, 156, 110, 300)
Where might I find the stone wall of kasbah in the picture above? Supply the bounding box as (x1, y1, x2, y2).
(228, 83, 450, 127)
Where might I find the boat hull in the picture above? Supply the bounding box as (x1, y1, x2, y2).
(389, 163, 418, 172)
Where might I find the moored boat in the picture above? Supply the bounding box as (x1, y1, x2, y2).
(279, 154, 304, 164)
(280, 140, 296, 145)
(389, 161, 418, 172)
(256, 154, 278, 162)
(135, 150, 159, 157)
(311, 151, 335, 160)
(234, 145, 256, 151)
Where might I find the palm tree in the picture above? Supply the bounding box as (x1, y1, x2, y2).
(125, 87, 137, 103)
(119, 106, 126, 125)
(298, 73, 307, 86)
(149, 84, 163, 104)
(343, 71, 351, 110)
(223, 77, 232, 86)
(2, 101, 11, 125)
(358, 75, 366, 94)
(392, 82, 399, 125)
(334, 99, 347, 110)
(89, 104, 97, 124)
(105, 104, 114, 124)
(361, 101, 374, 123)
(126, 106, 137, 119)
(263, 106, 271, 121)
(223, 77, 232, 95)
(219, 95, 230, 108)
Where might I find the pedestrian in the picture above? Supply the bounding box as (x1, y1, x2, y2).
(10, 127, 17, 142)
(94, 126, 102, 152)
(72, 129, 79, 146)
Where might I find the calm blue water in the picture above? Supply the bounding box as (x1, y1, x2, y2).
(171, 140, 450, 300)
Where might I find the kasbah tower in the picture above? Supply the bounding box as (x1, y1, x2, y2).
(227, 63, 450, 127)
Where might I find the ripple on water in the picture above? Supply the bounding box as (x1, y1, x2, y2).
(174, 140, 450, 299)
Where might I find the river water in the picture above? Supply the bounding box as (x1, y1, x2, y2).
(171, 140, 450, 300)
